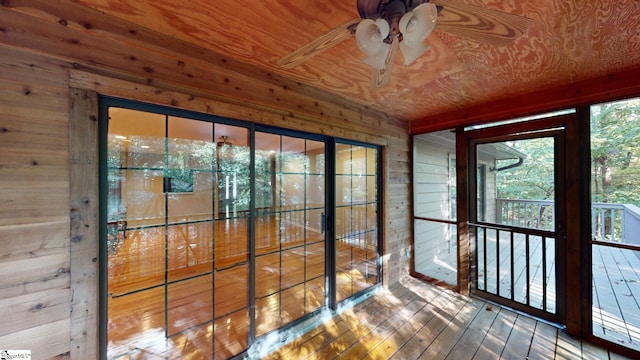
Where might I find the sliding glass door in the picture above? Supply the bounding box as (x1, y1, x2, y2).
(101, 99, 382, 359)
(106, 109, 252, 358)
(254, 132, 327, 336)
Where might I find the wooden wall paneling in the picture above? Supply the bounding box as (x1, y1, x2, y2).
(0, 75, 69, 225)
(69, 88, 99, 359)
(0, 222, 68, 260)
(0, 320, 70, 358)
(0, 44, 72, 357)
(387, 171, 411, 187)
(68, 71, 391, 147)
(0, 289, 70, 340)
(0, 250, 70, 304)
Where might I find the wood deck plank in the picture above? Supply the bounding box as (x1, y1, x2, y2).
(595, 246, 636, 342)
(471, 307, 518, 360)
(330, 288, 423, 359)
(501, 314, 537, 359)
(265, 285, 402, 360)
(417, 299, 485, 360)
(581, 339, 611, 360)
(526, 321, 558, 360)
(389, 291, 469, 360)
(443, 302, 497, 360)
(555, 330, 583, 359)
(615, 248, 640, 339)
(366, 295, 443, 359)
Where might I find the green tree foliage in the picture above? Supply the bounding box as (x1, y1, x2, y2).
(495, 137, 556, 201)
(493, 98, 640, 207)
(591, 98, 640, 206)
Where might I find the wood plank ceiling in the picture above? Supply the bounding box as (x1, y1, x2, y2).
(62, 1, 640, 125)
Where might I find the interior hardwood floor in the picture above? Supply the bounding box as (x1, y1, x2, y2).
(264, 276, 633, 360)
(106, 214, 378, 358)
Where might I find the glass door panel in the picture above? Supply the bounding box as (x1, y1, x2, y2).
(106, 108, 251, 359)
(335, 143, 380, 302)
(212, 124, 250, 358)
(254, 132, 326, 336)
(472, 134, 562, 323)
(165, 116, 216, 354)
(106, 108, 167, 358)
(590, 97, 640, 353)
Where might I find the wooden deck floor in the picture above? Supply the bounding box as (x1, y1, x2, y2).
(264, 276, 632, 360)
(416, 229, 640, 355)
(593, 244, 640, 352)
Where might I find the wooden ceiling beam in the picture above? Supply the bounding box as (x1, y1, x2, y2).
(411, 66, 640, 134)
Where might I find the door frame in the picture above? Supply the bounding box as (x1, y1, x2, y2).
(457, 113, 584, 334)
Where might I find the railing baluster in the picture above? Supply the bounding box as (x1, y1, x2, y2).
(600, 208, 605, 241)
(621, 206, 626, 243)
(591, 207, 597, 239)
(496, 198, 632, 243)
(525, 233, 530, 306)
(483, 227, 488, 293)
(609, 208, 615, 242)
(497, 229, 501, 297)
(542, 235, 547, 312)
(510, 230, 515, 301)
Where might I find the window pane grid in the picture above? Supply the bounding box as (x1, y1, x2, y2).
(104, 103, 381, 358)
(335, 144, 380, 302)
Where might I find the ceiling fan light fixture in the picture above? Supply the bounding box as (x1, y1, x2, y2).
(399, 41, 429, 65)
(363, 43, 391, 69)
(356, 18, 391, 69)
(398, 3, 437, 65)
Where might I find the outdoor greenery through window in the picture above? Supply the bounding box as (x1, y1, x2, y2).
(590, 97, 640, 352)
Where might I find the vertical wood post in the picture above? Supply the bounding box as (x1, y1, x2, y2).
(69, 88, 99, 359)
(456, 127, 470, 295)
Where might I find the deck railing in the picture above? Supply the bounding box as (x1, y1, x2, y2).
(495, 199, 555, 231)
(496, 198, 640, 245)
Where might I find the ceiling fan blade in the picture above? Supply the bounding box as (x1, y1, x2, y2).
(432, 0, 532, 46)
(371, 34, 399, 88)
(278, 18, 361, 68)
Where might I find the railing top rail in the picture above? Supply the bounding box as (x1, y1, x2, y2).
(592, 202, 626, 210)
(495, 198, 554, 205)
(496, 198, 633, 211)
(623, 204, 640, 220)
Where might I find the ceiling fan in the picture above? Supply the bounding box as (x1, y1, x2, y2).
(278, 0, 532, 88)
